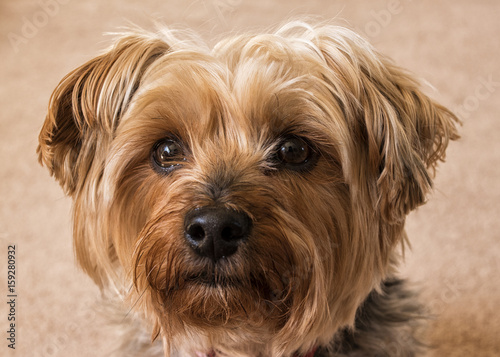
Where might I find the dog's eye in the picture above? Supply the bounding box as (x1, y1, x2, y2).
(276, 137, 317, 171)
(151, 138, 185, 173)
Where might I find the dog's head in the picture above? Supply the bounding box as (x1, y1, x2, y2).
(38, 23, 458, 356)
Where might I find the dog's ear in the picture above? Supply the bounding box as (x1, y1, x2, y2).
(314, 27, 459, 224)
(364, 63, 460, 223)
(37, 33, 170, 195)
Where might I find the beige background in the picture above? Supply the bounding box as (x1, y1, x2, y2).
(1, 0, 499, 356)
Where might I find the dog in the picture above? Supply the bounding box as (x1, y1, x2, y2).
(37, 21, 459, 357)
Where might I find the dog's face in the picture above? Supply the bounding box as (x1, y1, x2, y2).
(38, 23, 458, 356)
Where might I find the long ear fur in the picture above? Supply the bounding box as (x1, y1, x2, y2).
(37, 31, 171, 286)
(367, 64, 460, 223)
(310, 25, 460, 224)
(37, 32, 170, 195)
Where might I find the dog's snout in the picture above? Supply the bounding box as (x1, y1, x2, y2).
(184, 207, 252, 262)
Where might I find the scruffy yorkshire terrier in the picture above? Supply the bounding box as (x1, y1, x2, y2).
(38, 22, 458, 357)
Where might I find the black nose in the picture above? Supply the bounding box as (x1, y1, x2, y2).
(184, 207, 252, 262)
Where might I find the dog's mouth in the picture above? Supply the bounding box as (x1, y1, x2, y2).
(158, 259, 293, 329)
(177, 254, 253, 290)
(178, 268, 280, 299)
(184, 271, 244, 288)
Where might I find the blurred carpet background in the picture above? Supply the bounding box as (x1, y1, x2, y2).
(1, 0, 499, 356)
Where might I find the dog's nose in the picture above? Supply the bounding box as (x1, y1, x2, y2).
(184, 207, 252, 262)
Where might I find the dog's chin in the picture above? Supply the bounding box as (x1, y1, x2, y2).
(158, 266, 288, 329)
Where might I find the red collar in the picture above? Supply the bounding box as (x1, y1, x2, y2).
(200, 347, 317, 357)
(294, 346, 318, 357)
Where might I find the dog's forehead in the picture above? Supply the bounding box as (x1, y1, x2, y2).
(224, 56, 341, 141)
(125, 52, 236, 134)
(124, 45, 338, 147)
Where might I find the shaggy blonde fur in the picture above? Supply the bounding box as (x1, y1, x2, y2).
(38, 21, 458, 357)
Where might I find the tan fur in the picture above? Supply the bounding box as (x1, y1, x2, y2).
(37, 21, 458, 357)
